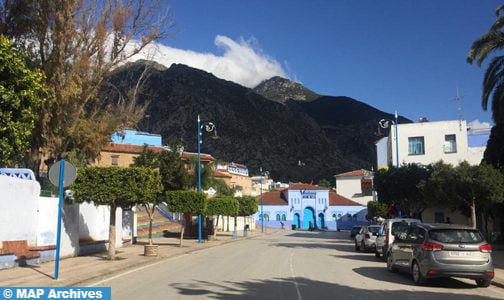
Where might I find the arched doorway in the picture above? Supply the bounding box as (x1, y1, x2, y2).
(293, 213, 301, 229)
(302, 207, 315, 230)
(318, 212, 325, 228)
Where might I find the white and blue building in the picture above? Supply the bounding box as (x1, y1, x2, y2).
(256, 184, 367, 230)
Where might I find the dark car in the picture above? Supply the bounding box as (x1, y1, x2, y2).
(386, 223, 494, 287)
(350, 225, 362, 238)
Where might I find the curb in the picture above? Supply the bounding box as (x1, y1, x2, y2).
(73, 230, 278, 287)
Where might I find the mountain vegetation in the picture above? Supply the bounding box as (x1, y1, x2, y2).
(108, 60, 410, 182)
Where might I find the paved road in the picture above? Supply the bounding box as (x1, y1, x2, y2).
(90, 230, 504, 299)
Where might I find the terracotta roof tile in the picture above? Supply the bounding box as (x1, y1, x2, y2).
(288, 183, 329, 190)
(212, 170, 232, 178)
(180, 152, 216, 161)
(335, 169, 370, 178)
(329, 192, 363, 206)
(256, 191, 288, 205)
(102, 143, 165, 154)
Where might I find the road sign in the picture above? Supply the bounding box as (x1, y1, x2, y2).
(48, 160, 76, 187)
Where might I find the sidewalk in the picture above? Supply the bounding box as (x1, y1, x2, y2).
(0, 229, 271, 287)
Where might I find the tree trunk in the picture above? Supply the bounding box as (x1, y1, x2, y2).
(470, 197, 477, 229)
(484, 212, 490, 241)
(146, 205, 155, 246)
(234, 216, 237, 231)
(214, 215, 219, 238)
(108, 203, 117, 260)
(226, 216, 230, 232)
(179, 226, 184, 247)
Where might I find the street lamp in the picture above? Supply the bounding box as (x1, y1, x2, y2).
(379, 111, 400, 168)
(197, 114, 217, 243)
(259, 168, 269, 233)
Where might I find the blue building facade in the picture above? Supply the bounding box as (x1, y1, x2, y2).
(111, 130, 162, 146)
(256, 184, 368, 230)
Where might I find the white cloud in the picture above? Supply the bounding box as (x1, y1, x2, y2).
(467, 119, 492, 130)
(128, 35, 288, 88)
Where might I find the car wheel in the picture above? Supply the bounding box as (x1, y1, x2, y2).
(475, 279, 492, 288)
(412, 261, 426, 285)
(387, 254, 397, 273)
(355, 242, 360, 251)
(375, 251, 380, 258)
(361, 241, 366, 252)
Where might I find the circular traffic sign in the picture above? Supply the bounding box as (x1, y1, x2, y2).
(48, 160, 77, 187)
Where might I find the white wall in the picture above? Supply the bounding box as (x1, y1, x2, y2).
(1, 175, 129, 257)
(336, 177, 372, 206)
(376, 137, 388, 169)
(0, 176, 40, 245)
(379, 120, 486, 167)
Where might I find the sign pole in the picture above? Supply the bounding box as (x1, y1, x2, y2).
(54, 159, 65, 280)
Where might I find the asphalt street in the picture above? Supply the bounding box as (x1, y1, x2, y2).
(90, 230, 504, 299)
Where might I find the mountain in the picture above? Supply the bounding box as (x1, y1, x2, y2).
(106, 60, 410, 182)
(253, 76, 319, 103)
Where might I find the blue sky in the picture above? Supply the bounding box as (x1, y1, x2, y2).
(149, 0, 502, 125)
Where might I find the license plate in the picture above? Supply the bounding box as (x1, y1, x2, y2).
(449, 251, 472, 257)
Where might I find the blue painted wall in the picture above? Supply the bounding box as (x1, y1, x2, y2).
(112, 130, 162, 146)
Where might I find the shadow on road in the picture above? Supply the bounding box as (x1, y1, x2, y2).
(270, 242, 336, 250)
(333, 254, 384, 263)
(170, 276, 492, 299)
(353, 267, 479, 289)
(286, 232, 335, 239)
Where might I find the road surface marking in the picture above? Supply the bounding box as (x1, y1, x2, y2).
(289, 251, 303, 300)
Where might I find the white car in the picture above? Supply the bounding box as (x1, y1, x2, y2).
(355, 225, 381, 252)
(375, 218, 421, 258)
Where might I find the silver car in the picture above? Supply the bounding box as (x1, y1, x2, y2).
(355, 225, 381, 252)
(386, 223, 494, 287)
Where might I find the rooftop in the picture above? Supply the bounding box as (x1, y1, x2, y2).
(335, 169, 370, 178)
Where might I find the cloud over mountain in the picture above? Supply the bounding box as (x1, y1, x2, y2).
(128, 35, 287, 88)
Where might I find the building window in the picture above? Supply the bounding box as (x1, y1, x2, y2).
(408, 137, 425, 155)
(276, 214, 281, 221)
(281, 214, 286, 221)
(111, 155, 119, 166)
(444, 134, 457, 153)
(264, 214, 269, 221)
(332, 214, 337, 221)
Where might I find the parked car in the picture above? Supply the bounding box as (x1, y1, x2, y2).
(375, 218, 421, 258)
(350, 225, 362, 238)
(355, 225, 381, 252)
(386, 223, 494, 287)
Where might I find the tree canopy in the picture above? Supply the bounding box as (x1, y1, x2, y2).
(72, 166, 163, 259)
(0, 35, 45, 167)
(165, 190, 207, 214)
(237, 196, 258, 216)
(206, 196, 239, 217)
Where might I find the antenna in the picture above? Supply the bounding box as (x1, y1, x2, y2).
(454, 85, 464, 131)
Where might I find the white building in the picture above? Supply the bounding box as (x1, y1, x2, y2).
(334, 169, 374, 206)
(376, 119, 490, 168)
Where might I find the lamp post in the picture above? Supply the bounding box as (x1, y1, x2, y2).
(379, 111, 400, 168)
(197, 115, 217, 243)
(259, 168, 269, 233)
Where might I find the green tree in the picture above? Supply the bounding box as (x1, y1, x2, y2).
(132, 145, 160, 169)
(467, 5, 504, 168)
(0, 35, 45, 167)
(374, 163, 432, 218)
(165, 190, 207, 241)
(367, 201, 388, 220)
(206, 196, 239, 238)
(72, 167, 162, 259)
(422, 162, 504, 230)
(237, 195, 258, 227)
(318, 178, 332, 188)
(0, 1, 172, 173)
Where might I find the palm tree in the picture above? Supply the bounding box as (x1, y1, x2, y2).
(468, 5, 504, 168)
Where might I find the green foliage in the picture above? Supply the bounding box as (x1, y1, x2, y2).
(132, 145, 160, 169)
(72, 166, 163, 207)
(374, 163, 432, 217)
(165, 190, 207, 214)
(206, 196, 239, 216)
(0, 35, 45, 167)
(318, 179, 332, 188)
(367, 201, 388, 219)
(237, 196, 258, 216)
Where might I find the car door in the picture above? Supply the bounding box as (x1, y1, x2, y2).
(390, 226, 412, 269)
(355, 227, 364, 244)
(400, 226, 426, 270)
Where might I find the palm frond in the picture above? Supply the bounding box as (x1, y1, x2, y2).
(491, 82, 504, 122)
(467, 31, 504, 66)
(490, 15, 504, 31)
(497, 5, 504, 17)
(482, 56, 504, 109)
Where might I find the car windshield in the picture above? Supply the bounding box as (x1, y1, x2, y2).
(429, 229, 483, 244)
(368, 226, 380, 234)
